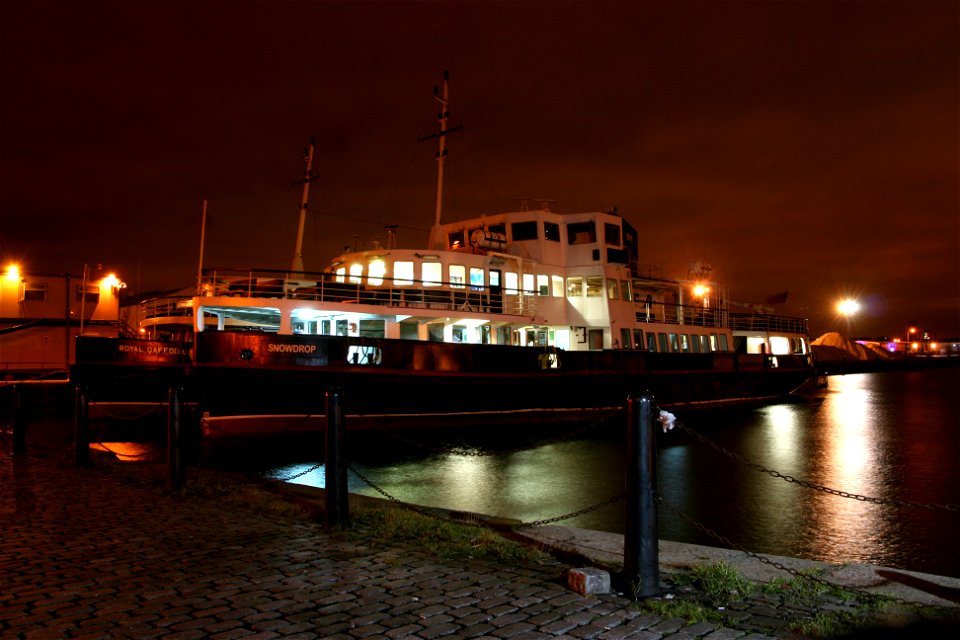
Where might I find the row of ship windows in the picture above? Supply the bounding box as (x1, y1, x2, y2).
(335, 262, 648, 301)
(290, 318, 731, 355)
(447, 219, 627, 248)
(622, 329, 729, 353)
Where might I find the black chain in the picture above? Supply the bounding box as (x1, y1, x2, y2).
(657, 496, 958, 616)
(672, 421, 960, 513)
(509, 493, 625, 529)
(348, 462, 624, 529)
(268, 462, 324, 483)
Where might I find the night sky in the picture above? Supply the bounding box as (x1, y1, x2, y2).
(1, 1, 957, 339)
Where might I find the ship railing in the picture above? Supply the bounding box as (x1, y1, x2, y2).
(728, 312, 808, 335)
(633, 300, 728, 328)
(197, 269, 537, 317)
(139, 296, 194, 322)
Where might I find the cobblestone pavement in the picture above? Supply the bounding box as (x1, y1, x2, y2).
(0, 444, 954, 640)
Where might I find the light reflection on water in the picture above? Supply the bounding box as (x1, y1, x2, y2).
(263, 368, 960, 577)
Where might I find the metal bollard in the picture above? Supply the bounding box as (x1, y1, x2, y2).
(12, 383, 26, 455)
(325, 388, 350, 529)
(74, 385, 91, 467)
(168, 386, 184, 491)
(623, 392, 660, 599)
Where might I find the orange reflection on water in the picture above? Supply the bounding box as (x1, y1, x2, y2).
(90, 442, 162, 462)
(803, 374, 887, 564)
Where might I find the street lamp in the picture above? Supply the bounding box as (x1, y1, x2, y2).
(836, 299, 860, 316)
(835, 298, 860, 337)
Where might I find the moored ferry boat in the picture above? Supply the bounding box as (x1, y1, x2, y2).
(81, 202, 813, 436)
(73, 73, 813, 436)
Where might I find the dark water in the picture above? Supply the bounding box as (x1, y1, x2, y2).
(260, 367, 960, 578)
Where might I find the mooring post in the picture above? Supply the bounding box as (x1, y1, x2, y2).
(168, 386, 184, 491)
(74, 385, 91, 467)
(12, 383, 26, 455)
(623, 392, 660, 598)
(325, 388, 349, 529)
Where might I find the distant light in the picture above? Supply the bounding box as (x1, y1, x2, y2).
(930, 342, 939, 350)
(693, 284, 710, 297)
(101, 273, 120, 288)
(4, 264, 19, 282)
(836, 299, 860, 316)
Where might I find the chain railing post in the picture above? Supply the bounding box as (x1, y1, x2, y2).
(168, 386, 184, 491)
(325, 388, 349, 529)
(12, 383, 26, 454)
(74, 385, 91, 467)
(623, 391, 659, 599)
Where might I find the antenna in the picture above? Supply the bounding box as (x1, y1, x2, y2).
(291, 138, 316, 273)
(197, 199, 208, 295)
(427, 71, 451, 250)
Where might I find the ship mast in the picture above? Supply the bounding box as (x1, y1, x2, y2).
(291, 138, 315, 273)
(427, 71, 451, 251)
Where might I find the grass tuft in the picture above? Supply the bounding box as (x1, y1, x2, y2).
(350, 507, 552, 564)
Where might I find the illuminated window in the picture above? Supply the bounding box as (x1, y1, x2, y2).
(606, 279, 618, 300)
(348, 344, 382, 365)
(536, 274, 548, 296)
(335, 267, 346, 283)
(368, 259, 386, 286)
(586, 276, 603, 297)
(449, 265, 465, 289)
(710, 334, 719, 351)
(669, 333, 680, 352)
(621, 280, 631, 302)
(566, 276, 583, 297)
(551, 275, 564, 297)
(394, 261, 414, 285)
(769, 336, 791, 355)
(505, 271, 519, 294)
(680, 334, 690, 352)
(422, 262, 442, 287)
(522, 273, 534, 294)
(349, 263, 363, 284)
(489, 270, 501, 288)
(469, 267, 484, 291)
(647, 332, 657, 351)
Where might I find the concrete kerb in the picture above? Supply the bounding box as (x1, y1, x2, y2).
(277, 481, 960, 610)
(510, 525, 960, 610)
